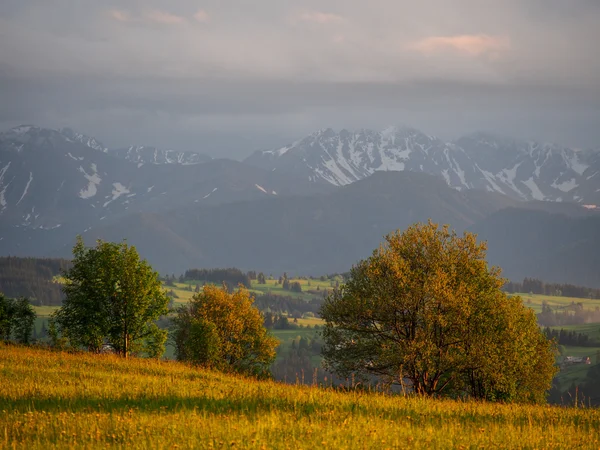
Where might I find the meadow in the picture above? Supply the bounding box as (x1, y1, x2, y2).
(2, 344, 600, 449)
(30, 280, 600, 397)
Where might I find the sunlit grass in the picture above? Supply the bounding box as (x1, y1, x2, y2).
(1, 344, 599, 449)
(518, 292, 600, 314)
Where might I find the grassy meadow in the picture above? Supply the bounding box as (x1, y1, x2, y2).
(2, 344, 600, 450)
(30, 280, 600, 399)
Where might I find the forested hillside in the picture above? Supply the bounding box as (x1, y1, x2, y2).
(0, 257, 69, 305)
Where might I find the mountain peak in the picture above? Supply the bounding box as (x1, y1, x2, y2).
(245, 126, 600, 204)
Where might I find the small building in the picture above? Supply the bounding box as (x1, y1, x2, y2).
(564, 356, 591, 365)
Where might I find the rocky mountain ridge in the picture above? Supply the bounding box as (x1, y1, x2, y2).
(245, 126, 600, 204)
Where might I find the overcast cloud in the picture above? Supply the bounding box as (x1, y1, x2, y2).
(1, 0, 599, 157)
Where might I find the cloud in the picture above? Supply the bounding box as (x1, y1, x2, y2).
(108, 9, 186, 26)
(332, 34, 345, 44)
(194, 9, 209, 23)
(298, 11, 345, 24)
(109, 10, 131, 23)
(144, 10, 186, 25)
(410, 34, 511, 57)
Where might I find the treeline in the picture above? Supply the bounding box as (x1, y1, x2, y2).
(272, 334, 326, 383)
(543, 327, 599, 347)
(549, 361, 600, 407)
(504, 277, 600, 299)
(182, 268, 251, 288)
(537, 302, 600, 326)
(0, 257, 70, 306)
(254, 293, 324, 318)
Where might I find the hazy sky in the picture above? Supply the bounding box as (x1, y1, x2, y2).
(1, 0, 599, 158)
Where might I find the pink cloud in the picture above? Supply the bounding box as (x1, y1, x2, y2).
(299, 11, 345, 24)
(109, 10, 130, 22)
(410, 34, 510, 56)
(332, 34, 346, 44)
(144, 10, 186, 25)
(194, 9, 209, 23)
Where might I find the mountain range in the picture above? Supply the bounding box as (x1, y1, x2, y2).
(1, 124, 599, 287)
(246, 127, 600, 204)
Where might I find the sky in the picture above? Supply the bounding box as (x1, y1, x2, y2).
(1, 0, 599, 158)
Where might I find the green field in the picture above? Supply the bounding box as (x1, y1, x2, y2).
(516, 292, 600, 314)
(2, 344, 599, 449)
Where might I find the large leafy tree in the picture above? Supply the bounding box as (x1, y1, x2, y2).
(172, 284, 278, 378)
(53, 237, 169, 358)
(320, 221, 557, 403)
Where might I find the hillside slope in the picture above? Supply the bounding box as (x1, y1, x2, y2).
(74, 171, 520, 274)
(471, 209, 600, 287)
(2, 345, 598, 449)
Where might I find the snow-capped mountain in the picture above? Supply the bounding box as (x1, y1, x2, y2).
(245, 127, 600, 204)
(59, 127, 211, 166)
(110, 146, 211, 166)
(0, 125, 331, 255)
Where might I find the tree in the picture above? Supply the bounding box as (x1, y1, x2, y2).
(53, 237, 169, 358)
(320, 221, 557, 403)
(257, 272, 266, 284)
(172, 284, 278, 378)
(0, 294, 36, 344)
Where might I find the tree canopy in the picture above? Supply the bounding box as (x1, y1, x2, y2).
(53, 237, 169, 358)
(320, 221, 557, 403)
(0, 294, 36, 344)
(172, 284, 278, 378)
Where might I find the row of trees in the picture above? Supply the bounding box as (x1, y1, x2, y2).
(42, 221, 556, 404)
(182, 268, 251, 288)
(537, 302, 600, 326)
(543, 327, 599, 347)
(0, 256, 70, 306)
(253, 293, 323, 317)
(504, 277, 600, 299)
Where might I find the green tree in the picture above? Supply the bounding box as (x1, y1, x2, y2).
(0, 293, 12, 341)
(320, 221, 557, 403)
(0, 294, 36, 344)
(172, 284, 278, 378)
(53, 237, 169, 358)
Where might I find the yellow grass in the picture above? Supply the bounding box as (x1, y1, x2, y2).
(1, 345, 599, 449)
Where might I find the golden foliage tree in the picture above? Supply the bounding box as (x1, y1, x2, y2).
(172, 284, 278, 378)
(320, 221, 557, 403)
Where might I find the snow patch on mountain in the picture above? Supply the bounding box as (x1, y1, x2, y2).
(203, 187, 218, 199)
(67, 152, 84, 161)
(255, 184, 268, 194)
(103, 183, 130, 207)
(568, 155, 589, 176)
(78, 165, 102, 199)
(16, 172, 33, 206)
(11, 126, 34, 135)
(522, 177, 546, 201)
(552, 178, 578, 193)
(0, 162, 12, 210)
